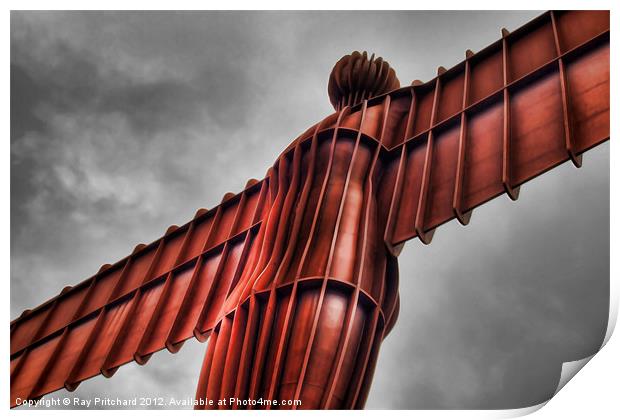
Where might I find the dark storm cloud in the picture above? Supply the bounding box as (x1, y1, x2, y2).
(11, 64, 49, 140)
(11, 10, 609, 410)
(11, 23, 241, 138)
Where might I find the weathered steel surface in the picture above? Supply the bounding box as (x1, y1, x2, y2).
(11, 10, 609, 409)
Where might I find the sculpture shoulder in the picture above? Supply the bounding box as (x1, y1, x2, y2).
(277, 111, 340, 158)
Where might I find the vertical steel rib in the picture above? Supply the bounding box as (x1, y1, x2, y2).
(246, 157, 291, 402)
(134, 225, 195, 363)
(452, 51, 473, 225)
(291, 107, 351, 403)
(550, 11, 583, 168)
(265, 122, 325, 402)
(263, 146, 304, 405)
(414, 77, 441, 244)
(501, 28, 520, 200)
(323, 122, 381, 408)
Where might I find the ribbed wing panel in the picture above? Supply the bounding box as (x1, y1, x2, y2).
(10, 179, 270, 406)
(384, 10, 609, 246)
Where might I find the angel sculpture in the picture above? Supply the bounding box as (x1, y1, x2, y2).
(10, 10, 609, 410)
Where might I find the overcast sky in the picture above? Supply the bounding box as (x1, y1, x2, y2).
(11, 11, 609, 410)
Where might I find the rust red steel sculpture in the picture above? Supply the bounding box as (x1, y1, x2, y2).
(10, 10, 610, 409)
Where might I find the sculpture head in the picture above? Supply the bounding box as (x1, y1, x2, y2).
(328, 51, 400, 111)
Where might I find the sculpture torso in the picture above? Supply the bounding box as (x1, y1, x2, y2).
(205, 99, 402, 408)
(222, 107, 401, 333)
